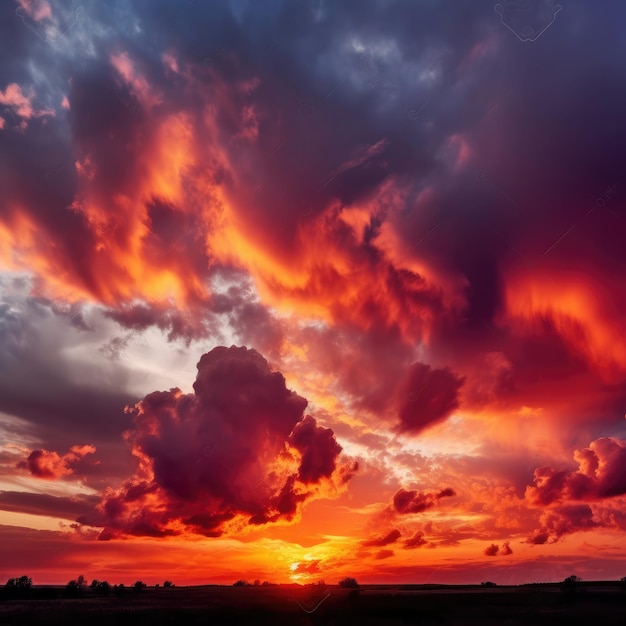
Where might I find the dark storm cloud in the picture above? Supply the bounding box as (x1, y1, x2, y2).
(3, 0, 626, 317)
(2, 0, 624, 421)
(81, 346, 352, 538)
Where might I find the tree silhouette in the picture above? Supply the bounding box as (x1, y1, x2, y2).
(6, 576, 32, 589)
(338, 577, 359, 588)
(3, 576, 32, 598)
(561, 575, 582, 597)
(64, 579, 84, 597)
(133, 581, 147, 593)
(163, 580, 174, 588)
(90, 580, 112, 595)
(113, 583, 125, 596)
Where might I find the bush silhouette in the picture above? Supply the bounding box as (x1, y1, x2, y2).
(338, 577, 359, 588)
(163, 580, 174, 588)
(233, 579, 251, 587)
(481, 581, 497, 587)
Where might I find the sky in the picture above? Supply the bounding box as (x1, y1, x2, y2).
(1, 0, 626, 586)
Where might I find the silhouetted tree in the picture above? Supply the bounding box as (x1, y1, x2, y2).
(163, 580, 174, 588)
(233, 579, 251, 587)
(6, 576, 32, 589)
(133, 581, 147, 593)
(481, 581, 497, 587)
(90, 580, 112, 595)
(3, 576, 32, 599)
(561, 575, 582, 598)
(113, 583, 125, 596)
(253, 579, 260, 586)
(64, 579, 84, 597)
(338, 577, 359, 589)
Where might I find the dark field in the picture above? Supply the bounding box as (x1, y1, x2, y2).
(1, 583, 626, 625)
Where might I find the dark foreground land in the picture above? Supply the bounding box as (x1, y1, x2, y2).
(1, 583, 626, 626)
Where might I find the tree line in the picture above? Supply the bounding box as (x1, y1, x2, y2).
(1, 575, 175, 599)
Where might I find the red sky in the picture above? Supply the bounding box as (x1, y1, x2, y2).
(1, 0, 626, 586)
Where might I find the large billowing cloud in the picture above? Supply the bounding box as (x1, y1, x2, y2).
(80, 346, 355, 539)
(523, 438, 626, 543)
(526, 438, 626, 506)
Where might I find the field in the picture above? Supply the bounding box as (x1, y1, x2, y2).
(1, 583, 626, 625)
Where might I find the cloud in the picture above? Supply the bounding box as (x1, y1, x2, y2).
(484, 543, 499, 556)
(397, 364, 464, 433)
(526, 438, 626, 506)
(404, 531, 428, 549)
(527, 504, 599, 544)
(292, 560, 321, 574)
(17, 444, 95, 479)
(289, 415, 343, 484)
(0, 83, 53, 123)
(501, 541, 513, 555)
(393, 487, 456, 514)
(362, 529, 401, 547)
(0, 490, 99, 520)
(80, 346, 354, 539)
(374, 549, 395, 560)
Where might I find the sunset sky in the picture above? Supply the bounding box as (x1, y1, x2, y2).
(1, 0, 626, 586)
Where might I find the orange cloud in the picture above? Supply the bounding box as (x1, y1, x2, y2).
(18, 445, 96, 479)
(503, 271, 626, 376)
